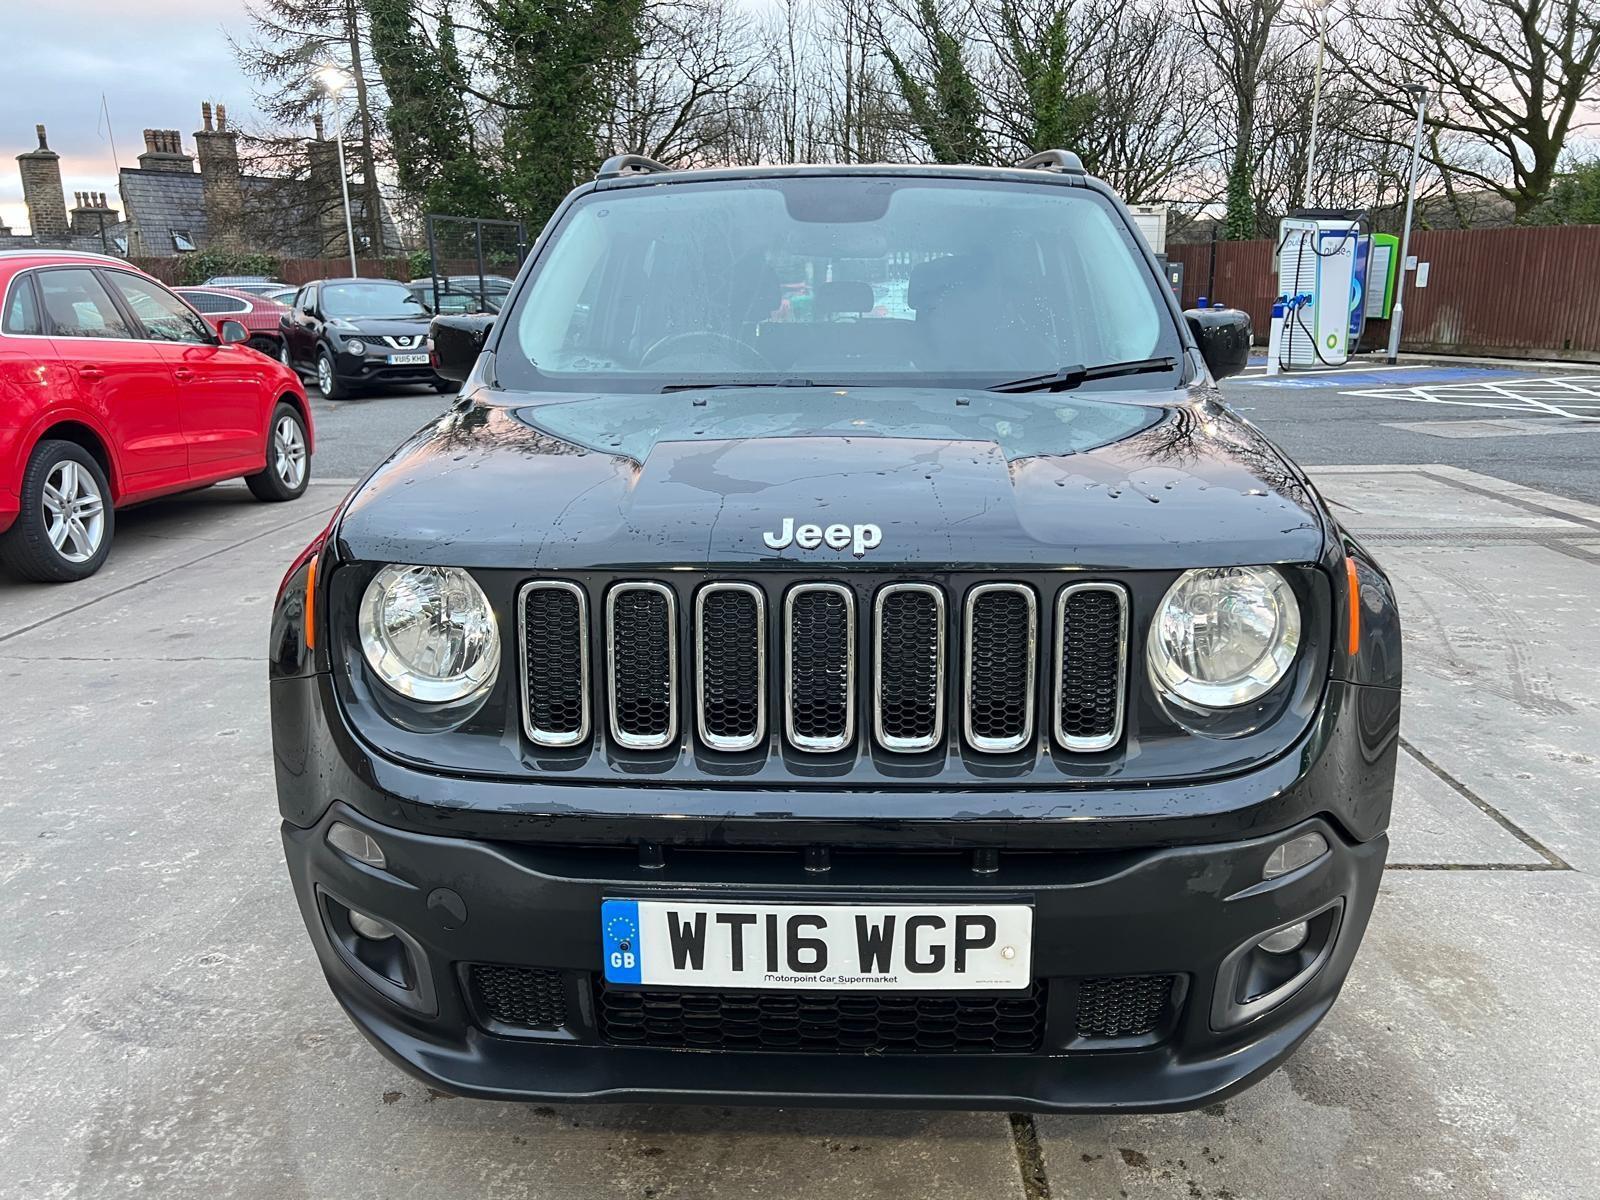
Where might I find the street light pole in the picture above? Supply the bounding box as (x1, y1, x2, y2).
(317, 66, 359, 277)
(1302, 0, 1329, 205)
(332, 125, 359, 277)
(1386, 85, 1430, 365)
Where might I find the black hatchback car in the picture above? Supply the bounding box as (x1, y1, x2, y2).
(269, 152, 1402, 1112)
(279, 278, 446, 399)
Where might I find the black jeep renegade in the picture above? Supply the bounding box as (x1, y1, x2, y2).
(269, 152, 1402, 1112)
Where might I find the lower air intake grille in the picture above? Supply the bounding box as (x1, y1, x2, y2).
(520, 582, 589, 746)
(468, 965, 569, 1030)
(1055, 584, 1128, 751)
(596, 981, 1047, 1054)
(785, 584, 854, 751)
(607, 583, 677, 749)
(964, 585, 1037, 752)
(1074, 974, 1174, 1040)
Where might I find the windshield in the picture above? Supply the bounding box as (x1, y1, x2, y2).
(322, 282, 429, 320)
(497, 176, 1179, 393)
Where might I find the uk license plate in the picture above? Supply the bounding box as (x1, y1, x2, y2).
(387, 352, 429, 365)
(600, 899, 1032, 990)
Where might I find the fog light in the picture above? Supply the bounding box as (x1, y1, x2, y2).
(327, 821, 386, 868)
(1257, 922, 1309, 954)
(344, 339, 367, 356)
(348, 910, 395, 941)
(1264, 831, 1327, 879)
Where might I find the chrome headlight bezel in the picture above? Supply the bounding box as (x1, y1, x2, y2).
(357, 564, 500, 704)
(1147, 566, 1302, 710)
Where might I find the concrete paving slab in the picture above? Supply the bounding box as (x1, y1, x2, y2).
(0, 482, 346, 646)
(1386, 749, 1548, 868)
(1309, 470, 1586, 530)
(1381, 543, 1595, 872)
(1037, 870, 1600, 1200)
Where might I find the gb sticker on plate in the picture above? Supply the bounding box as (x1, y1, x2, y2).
(601, 899, 643, 985)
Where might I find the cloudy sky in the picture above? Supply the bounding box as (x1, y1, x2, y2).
(2, 0, 266, 233)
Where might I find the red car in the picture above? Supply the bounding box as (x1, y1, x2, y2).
(174, 286, 290, 357)
(0, 251, 314, 582)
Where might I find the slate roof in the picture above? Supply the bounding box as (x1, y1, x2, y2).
(118, 167, 402, 257)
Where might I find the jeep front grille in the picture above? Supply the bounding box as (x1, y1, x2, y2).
(963, 584, 1038, 753)
(518, 581, 589, 747)
(696, 583, 765, 751)
(784, 583, 855, 752)
(518, 577, 1128, 760)
(605, 582, 677, 749)
(874, 583, 945, 751)
(1054, 583, 1129, 751)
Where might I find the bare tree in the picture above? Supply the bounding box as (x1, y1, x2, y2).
(603, 0, 764, 165)
(1332, 0, 1600, 219)
(1188, 0, 1287, 237)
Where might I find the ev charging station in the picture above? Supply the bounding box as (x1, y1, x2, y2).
(1272, 209, 1366, 369)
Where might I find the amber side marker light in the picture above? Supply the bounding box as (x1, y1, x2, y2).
(1344, 556, 1361, 658)
(305, 554, 319, 650)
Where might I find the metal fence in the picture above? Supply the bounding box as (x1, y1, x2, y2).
(1169, 224, 1600, 361)
(422, 215, 529, 315)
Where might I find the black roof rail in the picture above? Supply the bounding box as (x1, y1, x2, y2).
(596, 154, 674, 180)
(1015, 149, 1085, 174)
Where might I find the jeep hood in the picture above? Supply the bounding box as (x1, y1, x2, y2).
(335, 386, 1327, 570)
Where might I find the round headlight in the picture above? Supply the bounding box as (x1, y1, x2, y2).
(358, 564, 499, 703)
(1148, 566, 1301, 708)
(344, 338, 367, 356)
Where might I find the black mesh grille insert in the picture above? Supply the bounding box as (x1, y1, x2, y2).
(1075, 974, 1174, 1040)
(1056, 587, 1126, 749)
(609, 586, 675, 746)
(521, 584, 587, 744)
(876, 586, 943, 749)
(965, 587, 1035, 749)
(698, 586, 764, 748)
(787, 586, 853, 749)
(596, 980, 1047, 1054)
(468, 965, 569, 1030)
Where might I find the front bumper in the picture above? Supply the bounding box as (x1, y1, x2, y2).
(333, 344, 438, 387)
(283, 800, 1386, 1112)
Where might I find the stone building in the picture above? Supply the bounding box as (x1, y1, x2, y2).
(4, 105, 402, 258)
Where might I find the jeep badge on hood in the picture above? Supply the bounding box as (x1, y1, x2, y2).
(763, 518, 883, 558)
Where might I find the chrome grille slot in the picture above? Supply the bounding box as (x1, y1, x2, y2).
(605, 582, 677, 750)
(874, 583, 945, 752)
(785, 583, 855, 752)
(517, 581, 589, 747)
(1054, 583, 1129, 751)
(963, 584, 1037, 753)
(696, 583, 766, 751)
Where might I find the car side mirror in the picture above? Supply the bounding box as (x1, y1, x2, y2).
(430, 314, 495, 383)
(1185, 307, 1252, 381)
(219, 319, 249, 345)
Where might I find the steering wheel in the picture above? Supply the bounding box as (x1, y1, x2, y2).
(638, 330, 771, 372)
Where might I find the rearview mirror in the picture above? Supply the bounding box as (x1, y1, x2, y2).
(1184, 307, 1252, 381)
(219, 319, 249, 345)
(430, 314, 495, 383)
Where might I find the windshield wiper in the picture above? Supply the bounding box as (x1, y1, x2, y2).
(986, 356, 1177, 394)
(660, 378, 826, 393)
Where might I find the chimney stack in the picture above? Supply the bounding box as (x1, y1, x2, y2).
(70, 189, 120, 237)
(137, 128, 193, 173)
(17, 123, 69, 239)
(194, 101, 245, 251)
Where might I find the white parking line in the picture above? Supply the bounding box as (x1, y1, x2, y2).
(1342, 375, 1600, 422)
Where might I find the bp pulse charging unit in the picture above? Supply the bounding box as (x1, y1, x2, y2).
(1276, 210, 1365, 368)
